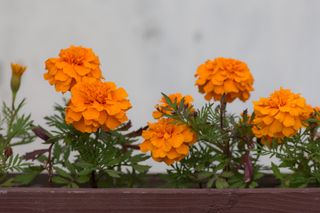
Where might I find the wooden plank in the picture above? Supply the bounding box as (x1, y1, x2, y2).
(0, 188, 319, 213)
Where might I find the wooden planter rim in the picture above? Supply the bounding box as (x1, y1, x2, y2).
(0, 188, 319, 212)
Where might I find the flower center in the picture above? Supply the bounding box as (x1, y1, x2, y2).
(61, 48, 86, 65)
(81, 84, 109, 105)
(270, 92, 290, 108)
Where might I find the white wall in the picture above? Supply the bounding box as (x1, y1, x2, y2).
(1, 0, 320, 172)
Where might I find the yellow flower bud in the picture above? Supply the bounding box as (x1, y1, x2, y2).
(10, 63, 26, 96)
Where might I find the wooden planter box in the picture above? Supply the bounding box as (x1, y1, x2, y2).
(0, 187, 320, 212)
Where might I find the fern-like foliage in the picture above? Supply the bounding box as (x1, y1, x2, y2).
(29, 101, 150, 188)
(160, 93, 262, 188)
(0, 98, 34, 182)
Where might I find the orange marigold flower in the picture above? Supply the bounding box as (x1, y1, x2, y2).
(140, 118, 197, 165)
(153, 93, 194, 119)
(252, 88, 313, 145)
(44, 45, 102, 93)
(65, 78, 131, 133)
(195, 57, 254, 103)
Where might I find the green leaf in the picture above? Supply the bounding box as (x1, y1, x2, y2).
(130, 154, 149, 163)
(178, 97, 185, 110)
(7, 155, 13, 168)
(307, 118, 318, 123)
(229, 181, 245, 188)
(52, 176, 68, 184)
(197, 171, 213, 180)
(70, 182, 79, 188)
(53, 143, 62, 160)
(215, 177, 229, 189)
(1, 178, 15, 187)
(63, 146, 71, 160)
(215, 162, 226, 171)
(105, 158, 121, 167)
(106, 170, 121, 178)
(54, 167, 72, 179)
(76, 175, 90, 184)
(37, 155, 48, 163)
(249, 181, 258, 188)
(78, 168, 93, 176)
(271, 162, 283, 180)
(254, 172, 264, 180)
(132, 164, 150, 173)
(206, 177, 215, 188)
(13, 172, 39, 185)
(221, 171, 234, 178)
(279, 160, 291, 168)
(75, 162, 95, 169)
(65, 161, 76, 174)
(12, 155, 19, 166)
(161, 93, 173, 106)
(288, 174, 309, 188)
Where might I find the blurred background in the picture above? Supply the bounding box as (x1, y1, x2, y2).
(0, 0, 319, 172)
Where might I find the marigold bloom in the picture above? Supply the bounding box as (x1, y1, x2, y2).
(195, 57, 254, 103)
(140, 118, 197, 165)
(252, 88, 313, 145)
(10, 63, 26, 96)
(44, 45, 102, 93)
(65, 78, 131, 133)
(153, 93, 194, 119)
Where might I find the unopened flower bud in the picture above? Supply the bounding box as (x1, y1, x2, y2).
(32, 126, 50, 141)
(4, 146, 13, 158)
(10, 63, 26, 96)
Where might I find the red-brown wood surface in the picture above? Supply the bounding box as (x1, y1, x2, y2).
(0, 188, 319, 213)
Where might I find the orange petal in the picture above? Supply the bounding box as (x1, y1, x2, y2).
(176, 144, 189, 155)
(105, 116, 121, 129)
(83, 108, 100, 120)
(140, 140, 153, 152)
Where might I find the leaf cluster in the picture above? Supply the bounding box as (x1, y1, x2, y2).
(264, 117, 320, 187)
(161, 93, 262, 188)
(0, 98, 34, 180)
(16, 102, 150, 188)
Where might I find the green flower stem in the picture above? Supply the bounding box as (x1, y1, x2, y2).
(6, 94, 18, 146)
(11, 92, 16, 111)
(89, 130, 101, 188)
(90, 170, 97, 188)
(47, 142, 54, 185)
(220, 95, 231, 172)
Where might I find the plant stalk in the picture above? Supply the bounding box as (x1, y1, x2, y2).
(91, 170, 97, 188)
(220, 95, 231, 172)
(47, 143, 54, 185)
